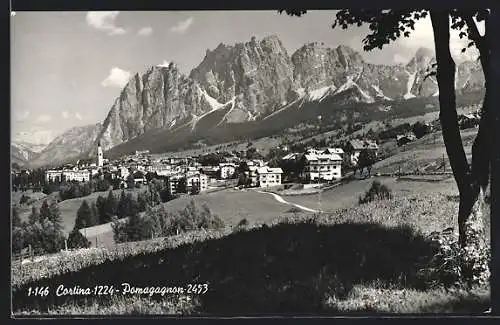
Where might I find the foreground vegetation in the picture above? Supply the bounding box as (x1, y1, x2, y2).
(12, 184, 490, 315)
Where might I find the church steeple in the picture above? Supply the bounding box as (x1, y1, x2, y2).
(97, 141, 103, 167)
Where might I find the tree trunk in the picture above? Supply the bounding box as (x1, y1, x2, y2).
(430, 10, 485, 247)
(488, 7, 500, 313)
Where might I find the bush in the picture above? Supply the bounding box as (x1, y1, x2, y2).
(19, 194, 31, 205)
(112, 201, 224, 243)
(67, 228, 91, 249)
(359, 181, 393, 204)
(416, 228, 490, 289)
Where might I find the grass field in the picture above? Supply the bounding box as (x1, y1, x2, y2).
(12, 185, 491, 315)
(373, 128, 477, 174)
(17, 187, 147, 235)
(86, 187, 307, 249)
(285, 176, 458, 214)
(11, 190, 47, 206)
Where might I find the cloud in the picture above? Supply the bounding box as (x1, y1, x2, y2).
(75, 112, 83, 120)
(157, 60, 170, 67)
(86, 11, 127, 36)
(169, 17, 194, 33)
(393, 53, 409, 65)
(61, 111, 70, 119)
(36, 114, 52, 123)
(137, 26, 153, 36)
(101, 67, 131, 88)
(394, 13, 484, 62)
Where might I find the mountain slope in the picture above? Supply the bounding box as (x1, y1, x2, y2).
(29, 123, 103, 168)
(95, 64, 222, 152)
(27, 36, 485, 167)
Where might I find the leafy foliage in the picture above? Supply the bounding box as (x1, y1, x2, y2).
(359, 181, 393, 204)
(67, 228, 91, 249)
(416, 228, 490, 289)
(111, 200, 224, 244)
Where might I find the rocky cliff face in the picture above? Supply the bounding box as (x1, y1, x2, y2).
(96, 63, 222, 151)
(30, 35, 485, 167)
(29, 123, 102, 168)
(189, 35, 298, 118)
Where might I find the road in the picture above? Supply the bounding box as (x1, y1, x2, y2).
(254, 190, 319, 213)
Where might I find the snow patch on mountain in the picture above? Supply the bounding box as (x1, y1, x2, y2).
(201, 88, 224, 110)
(371, 85, 391, 100)
(404, 71, 417, 99)
(308, 85, 336, 102)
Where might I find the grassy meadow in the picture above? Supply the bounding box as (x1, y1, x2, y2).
(11, 178, 491, 315)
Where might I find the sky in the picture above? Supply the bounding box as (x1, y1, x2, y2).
(10, 10, 483, 142)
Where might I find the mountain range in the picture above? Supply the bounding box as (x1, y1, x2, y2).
(16, 35, 484, 168)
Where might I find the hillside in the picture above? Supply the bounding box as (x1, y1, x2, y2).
(25, 34, 484, 167)
(12, 185, 490, 314)
(29, 123, 102, 168)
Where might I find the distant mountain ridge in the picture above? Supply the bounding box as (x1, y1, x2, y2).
(27, 34, 485, 168)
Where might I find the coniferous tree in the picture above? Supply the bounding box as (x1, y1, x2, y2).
(12, 206, 21, 228)
(95, 195, 107, 224)
(75, 200, 93, 230)
(137, 192, 147, 212)
(67, 228, 91, 249)
(48, 201, 64, 231)
(90, 201, 100, 226)
(116, 190, 128, 218)
(103, 190, 117, 223)
(28, 206, 40, 225)
(39, 200, 51, 221)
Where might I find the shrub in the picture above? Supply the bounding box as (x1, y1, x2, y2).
(287, 206, 303, 214)
(237, 218, 249, 227)
(20, 194, 31, 205)
(67, 228, 91, 249)
(416, 228, 490, 289)
(359, 181, 393, 204)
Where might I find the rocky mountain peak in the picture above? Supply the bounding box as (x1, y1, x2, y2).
(407, 47, 435, 72)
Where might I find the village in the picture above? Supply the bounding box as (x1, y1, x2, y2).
(36, 138, 380, 194)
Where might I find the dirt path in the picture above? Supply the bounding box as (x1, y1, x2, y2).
(254, 190, 319, 213)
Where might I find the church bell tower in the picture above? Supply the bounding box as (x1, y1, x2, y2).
(97, 141, 104, 167)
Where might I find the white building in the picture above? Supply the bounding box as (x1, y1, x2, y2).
(119, 167, 130, 179)
(302, 152, 342, 181)
(45, 170, 63, 183)
(62, 169, 91, 182)
(187, 173, 208, 192)
(247, 166, 260, 187)
(256, 167, 283, 188)
(219, 163, 236, 179)
(168, 172, 208, 195)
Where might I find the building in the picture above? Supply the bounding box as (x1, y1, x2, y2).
(135, 150, 150, 156)
(200, 166, 219, 178)
(246, 166, 260, 187)
(187, 173, 208, 192)
(322, 147, 345, 158)
(45, 168, 91, 183)
(132, 171, 146, 185)
(256, 167, 283, 188)
(62, 169, 91, 182)
(45, 170, 63, 183)
(167, 172, 208, 195)
(219, 163, 236, 179)
(346, 139, 379, 165)
(97, 141, 104, 168)
(118, 167, 130, 179)
(302, 152, 342, 182)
